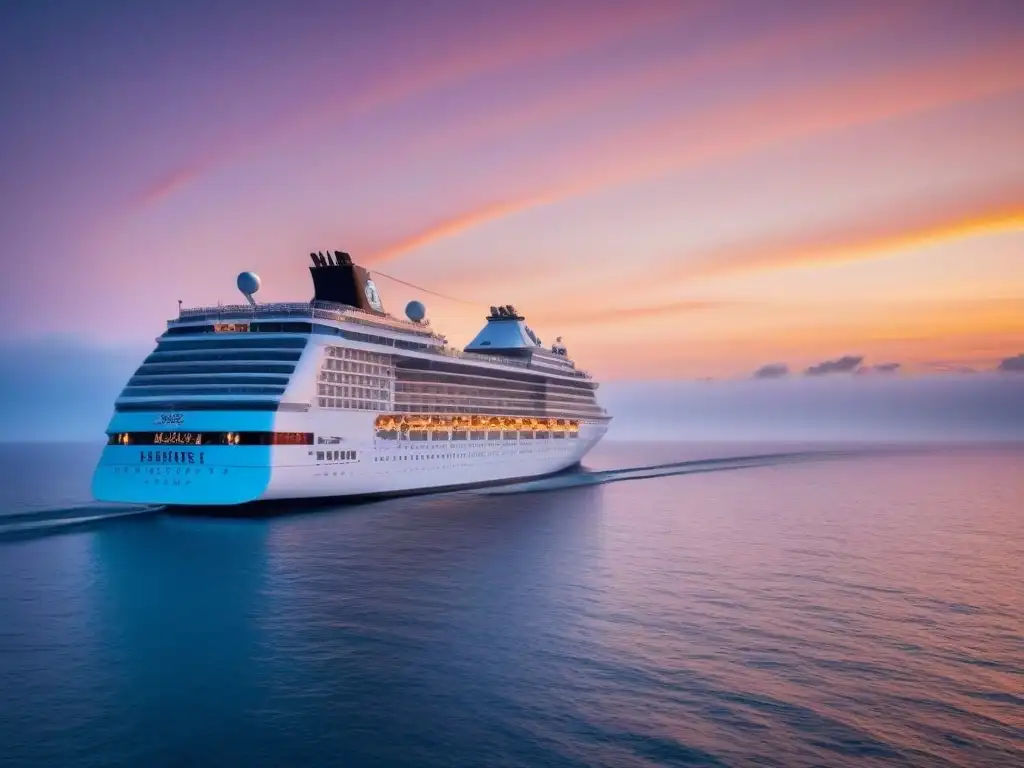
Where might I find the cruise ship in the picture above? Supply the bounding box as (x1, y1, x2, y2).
(92, 251, 611, 506)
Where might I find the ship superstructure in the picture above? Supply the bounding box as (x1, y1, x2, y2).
(92, 251, 610, 506)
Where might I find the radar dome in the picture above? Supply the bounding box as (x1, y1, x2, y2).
(405, 300, 426, 323)
(237, 271, 261, 295)
(237, 272, 261, 306)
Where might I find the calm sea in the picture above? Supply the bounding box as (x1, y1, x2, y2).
(0, 441, 1021, 767)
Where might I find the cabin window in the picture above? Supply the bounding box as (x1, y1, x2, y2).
(108, 431, 314, 446)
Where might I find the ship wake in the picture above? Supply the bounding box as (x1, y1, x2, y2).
(0, 503, 162, 541)
(475, 449, 868, 496)
(0, 449, 890, 538)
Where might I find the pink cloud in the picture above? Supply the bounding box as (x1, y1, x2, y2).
(364, 39, 1024, 268)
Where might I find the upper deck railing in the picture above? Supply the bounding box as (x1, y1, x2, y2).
(170, 301, 593, 380)
(174, 300, 439, 338)
(435, 348, 590, 379)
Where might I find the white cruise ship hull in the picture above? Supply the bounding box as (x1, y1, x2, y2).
(92, 410, 608, 506)
(93, 249, 611, 507)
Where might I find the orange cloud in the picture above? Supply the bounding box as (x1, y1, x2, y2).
(366, 194, 557, 265)
(370, 40, 1024, 264)
(365, 195, 1023, 317)
(659, 193, 1024, 283)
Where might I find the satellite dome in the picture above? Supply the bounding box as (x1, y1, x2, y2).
(237, 271, 261, 295)
(237, 272, 261, 306)
(405, 300, 426, 323)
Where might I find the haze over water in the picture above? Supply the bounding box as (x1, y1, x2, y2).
(1, 442, 1021, 767)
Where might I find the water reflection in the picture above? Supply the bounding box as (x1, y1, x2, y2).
(85, 517, 272, 764)
(245, 487, 608, 764)
(0, 533, 105, 764)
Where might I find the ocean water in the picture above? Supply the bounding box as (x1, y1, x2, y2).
(0, 441, 1021, 767)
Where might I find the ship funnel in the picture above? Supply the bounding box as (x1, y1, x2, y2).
(307, 250, 386, 315)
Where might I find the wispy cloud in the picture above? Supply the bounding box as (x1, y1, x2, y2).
(805, 355, 864, 376)
(129, 2, 700, 209)
(660, 195, 1024, 283)
(638, 34, 1024, 166)
(135, 166, 208, 208)
(341, 2, 704, 114)
(367, 39, 1024, 267)
(10, 1, 1022, 380)
(579, 37, 1024, 214)
(373, 3, 907, 169)
(365, 194, 557, 265)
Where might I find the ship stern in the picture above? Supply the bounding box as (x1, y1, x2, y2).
(91, 410, 279, 506)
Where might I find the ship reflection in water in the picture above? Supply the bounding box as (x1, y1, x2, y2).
(0, 441, 1022, 766)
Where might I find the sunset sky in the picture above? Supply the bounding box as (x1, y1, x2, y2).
(1, 0, 1022, 382)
